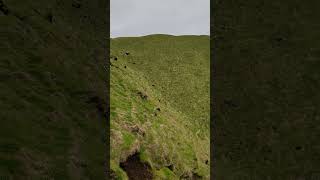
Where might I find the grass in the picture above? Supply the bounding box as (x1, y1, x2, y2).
(110, 34, 210, 179)
(2, 0, 210, 179)
(1, 0, 107, 179)
(213, 0, 320, 179)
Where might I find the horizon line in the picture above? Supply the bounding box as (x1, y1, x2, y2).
(110, 33, 210, 39)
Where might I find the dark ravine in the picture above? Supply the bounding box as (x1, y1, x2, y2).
(120, 153, 153, 180)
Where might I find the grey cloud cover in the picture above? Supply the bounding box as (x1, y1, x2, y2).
(111, 0, 210, 37)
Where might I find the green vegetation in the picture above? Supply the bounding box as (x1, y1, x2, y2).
(213, 0, 320, 179)
(0, 0, 107, 179)
(110, 34, 210, 179)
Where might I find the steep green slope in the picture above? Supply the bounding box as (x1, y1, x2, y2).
(110, 35, 210, 179)
(214, 30, 320, 178)
(213, 0, 320, 179)
(0, 0, 107, 179)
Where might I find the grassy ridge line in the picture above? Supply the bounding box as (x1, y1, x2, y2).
(110, 35, 210, 179)
(111, 34, 210, 131)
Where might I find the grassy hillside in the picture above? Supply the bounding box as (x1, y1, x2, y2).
(0, 0, 107, 179)
(213, 0, 320, 179)
(110, 35, 210, 179)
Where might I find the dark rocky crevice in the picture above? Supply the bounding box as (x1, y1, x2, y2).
(120, 153, 153, 180)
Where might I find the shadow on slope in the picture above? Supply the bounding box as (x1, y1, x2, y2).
(120, 152, 153, 180)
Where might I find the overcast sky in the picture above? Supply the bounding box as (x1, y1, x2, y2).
(111, 0, 210, 38)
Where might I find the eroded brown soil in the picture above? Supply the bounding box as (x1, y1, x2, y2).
(120, 153, 153, 180)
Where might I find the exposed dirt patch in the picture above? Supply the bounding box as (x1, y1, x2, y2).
(137, 91, 148, 100)
(127, 125, 145, 137)
(180, 171, 203, 180)
(192, 172, 202, 180)
(120, 153, 153, 180)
